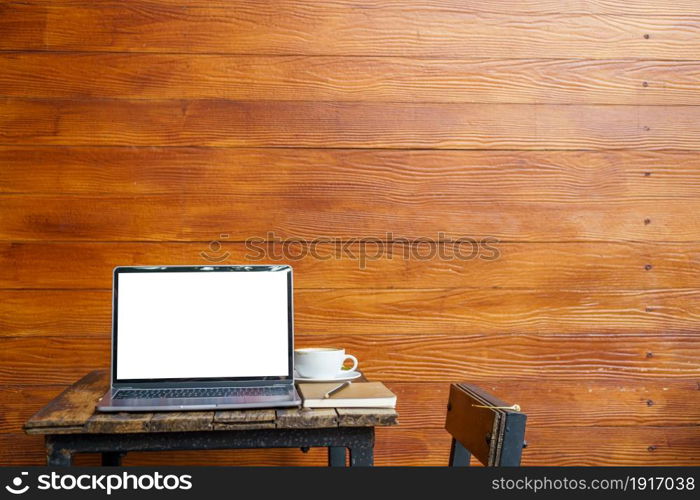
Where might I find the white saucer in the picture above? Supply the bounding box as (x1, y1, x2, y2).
(294, 370, 362, 383)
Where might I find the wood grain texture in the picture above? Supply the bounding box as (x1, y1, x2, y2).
(3, 53, 699, 105)
(214, 410, 276, 425)
(294, 289, 700, 335)
(85, 412, 153, 434)
(4, 1, 700, 17)
(211, 422, 276, 431)
(2, 3, 699, 59)
(85, 413, 153, 434)
(3, 195, 699, 242)
(521, 427, 700, 466)
(3, 289, 699, 336)
(4, 380, 699, 435)
(372, 427, 700, 466)
(22, 371, 107, 432)
(149, 412, 213, 433)
(5, 426, 700, 465)
(3, 241, 699, 291)
(3, 99, 700, 149)
(1, 0, 699, 466)
(276, 408, 338, 429)
(386, 380, 700, 429)
(307, 332, 699, 382)
(1, 335, 697, 386)
(336, 408, 399, 427)
(0, 386, 62, 433)
(3, 147, 700, 200)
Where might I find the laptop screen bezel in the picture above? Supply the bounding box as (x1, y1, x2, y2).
(111, 265, 294, 386)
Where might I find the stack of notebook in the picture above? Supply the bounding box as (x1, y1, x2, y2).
(296, 382, 397, 409)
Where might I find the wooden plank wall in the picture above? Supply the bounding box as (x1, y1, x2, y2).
(1, 0, 699, 465)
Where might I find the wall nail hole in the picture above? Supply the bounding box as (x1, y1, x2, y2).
(646, 351, 653, 358)
(642, 81, 649, 87)
(644, 34, 650, 39)
(647, 445, 657, 452)
(645, 264, 653, 271)
(646, 399, 654, 407)
(643, 126, 650, 131)
(644, 172, 651, 177)
(644, 218, 651, 225)
(645, 307, 654, 312)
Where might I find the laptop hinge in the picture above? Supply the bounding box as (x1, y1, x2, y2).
(112, 379, 294, 390)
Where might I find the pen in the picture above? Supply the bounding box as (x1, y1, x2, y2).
(323, 381, 352, 399)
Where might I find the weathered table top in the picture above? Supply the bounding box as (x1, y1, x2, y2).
(24, 370, 398, 436)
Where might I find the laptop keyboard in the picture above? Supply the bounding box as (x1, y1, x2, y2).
(113, 386, 289, 400)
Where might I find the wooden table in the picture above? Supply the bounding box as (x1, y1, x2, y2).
(24, 371, 398, 467)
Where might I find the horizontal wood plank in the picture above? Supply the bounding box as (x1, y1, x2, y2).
(6, 1, 700, 17)
(1, 4, 699, 59)
(2, 54, 699, 105)
(6, 426, 700, 465)
(0, 338, 112, 386)
(149, 412, 213, 433)
(3, 99, 700, 149)
(0, 386, 62, 433)
(2, 289, 699, 336)
(336, 408, 398, 427)
(294, 289, 700, 335)
(2, 241, 699, 290)
(386, 380, 700, 429)
(523, 427, 700, 466)
(370, 427, 700, 466)
(85, 412, 152, 434)
(0, 433, 99, 465)
(211, 422, 276, 431)
(214, 410, 276, 425)
(3, 148, 700, 200)
(314, 332, 700, 381)
(2, 195, 699, 242)
(276, 408, 338, 429)
(1, 335, 697, 386)
(4, 380, 699, 435)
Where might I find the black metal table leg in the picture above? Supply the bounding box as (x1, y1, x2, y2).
(328, 447, 346, 466)
(349, 446, 373, 466)
(449, 438, 471, 466)
(46, 436, 73, 466)
(348, 427, 374, 466)
(102, 451, 126, 466)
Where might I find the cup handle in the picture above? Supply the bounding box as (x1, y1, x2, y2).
(343, 354, 358, 373)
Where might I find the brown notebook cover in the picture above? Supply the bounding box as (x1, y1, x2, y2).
(297, 382, 397, 408)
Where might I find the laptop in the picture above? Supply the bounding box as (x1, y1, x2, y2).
(97, 265, 301, 412)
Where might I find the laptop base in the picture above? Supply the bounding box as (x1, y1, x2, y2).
(97, 386, 301, 412)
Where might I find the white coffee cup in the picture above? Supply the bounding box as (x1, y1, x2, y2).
(294, 347, 359, 379)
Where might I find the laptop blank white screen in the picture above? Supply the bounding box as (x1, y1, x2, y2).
(115, 270, 290, 380)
